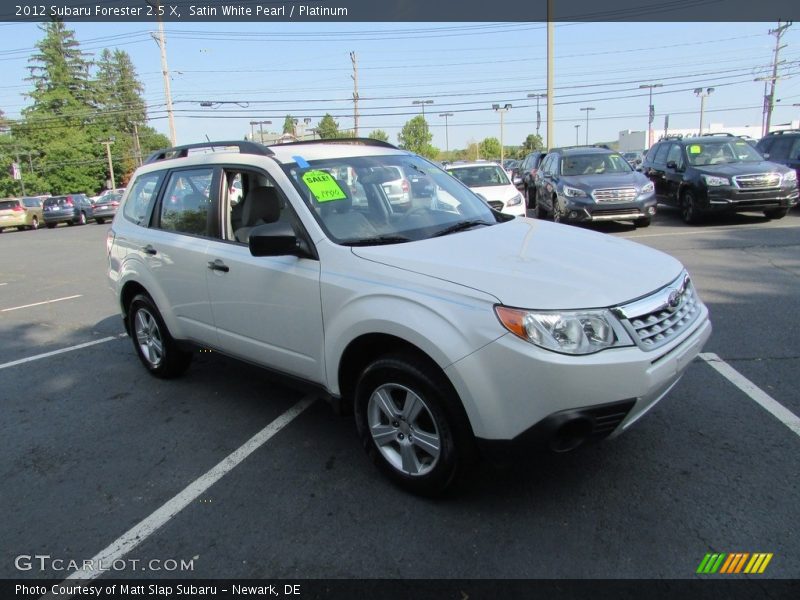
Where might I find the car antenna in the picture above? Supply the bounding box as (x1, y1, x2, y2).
(204, 134, 215, 151)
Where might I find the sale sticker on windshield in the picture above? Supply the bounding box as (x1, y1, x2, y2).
(303, 171, 347, 202)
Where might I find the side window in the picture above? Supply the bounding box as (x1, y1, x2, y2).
(767, 137, 793, 160)
(123, 172, 164, 226)
(644, 144, 659, 163)
(158, 168, 214, 236)
(224, 169, 299, 244)
(757, 137, 774, 156)
(540, 155, 553, 175)
(666, 144, 683, 168)
(790, 138, 800, 160)
(652, 143, 670, 166)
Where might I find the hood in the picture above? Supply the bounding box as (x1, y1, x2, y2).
(469, 184, 520, 203)
(351, 218, 683, 309)
(693, 161, 790, 177)
(562, 171, 648, 190)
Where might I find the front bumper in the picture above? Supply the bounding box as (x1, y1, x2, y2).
(702, 186, 798, 212)
(445, 307, 711, 445)
(560, 196, 657, 222)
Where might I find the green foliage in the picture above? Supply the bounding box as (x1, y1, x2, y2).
(398, 116, 438, 159)
(367, 129, 389, 143)
(520, 134, 544, 155)
(316, 114, 341, 139)
(283, 115, 296, 135)
(479, 137, 501, 160)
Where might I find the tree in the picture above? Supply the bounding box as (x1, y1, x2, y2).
(316, 114, 341, 139)
(282, 115, 296, 136)
(479, 137, 501, 160)
(398, 115, 438, 159)
(367, 129, 389, 142)
(519, 134, 544, 157)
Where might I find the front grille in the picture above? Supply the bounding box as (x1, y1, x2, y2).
(591, 208, 643, 217)
(734, 173, 781, 189)
(586, 400, 636, 439)
(592, 187, 638, 203)
(621, 277, 700, 350)
(488, 200, 504, 211)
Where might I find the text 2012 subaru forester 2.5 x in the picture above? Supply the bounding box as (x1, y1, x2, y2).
(107, 139, 711, 495)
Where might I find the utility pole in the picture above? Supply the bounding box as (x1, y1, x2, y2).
(350, 51, 359, 137)
(439, 112, 454, 154)
(132, 123, 143, 167)
(13, 149, 26, 196)
(546, 0, 554, 150)
(100, 138, 115, 189)
(764, 21, 792, 136)
(527, 93, 546, 139)
(492, 104, 512, 164)
(149, 1, 177, 145)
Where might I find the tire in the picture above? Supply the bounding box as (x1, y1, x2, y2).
(764, 207, 788, 220)
(46, 223, 56, 229)
(633, 217, 651, 228)
(30, 217, 39, 230)
(128, 294, 192, 378)
(526, 186, 537, 210)
(354, 354, 474, 496)
(78, 212, 87, 225)
(535, 200, 547, 219)
(551, 196, 563, 223)
(96, 218, 105, 225)
(681, 190, 702, 225)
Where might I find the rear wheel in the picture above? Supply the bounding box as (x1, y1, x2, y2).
(633, 217, 651, 228)
(681, 190, 702, 225)
(96, 217, 105, 225)
(46, 223, 56, 229)
(764, 207, 788, 220)
(78, 212, 87, 225)
(354, 354, 474, 496)
(128, 294, 192, 378)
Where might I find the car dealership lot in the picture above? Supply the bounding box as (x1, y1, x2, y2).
(1, 212, 798, 580)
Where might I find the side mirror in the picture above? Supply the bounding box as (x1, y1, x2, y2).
(762, 152, 770, 159)
(666, 160, 681, 170)
(512, 176, 522, 186)
(249, 222, 310, 258)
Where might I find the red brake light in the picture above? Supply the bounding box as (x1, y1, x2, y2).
(401, 179, 410, 193)
(12, 205, 24, 212)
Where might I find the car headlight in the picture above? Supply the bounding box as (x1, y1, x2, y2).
(783, 170, 797, 184)
(640, 181, 655, 195)
(563, 185, 587, 198)
(701, 174, 730, 187)
(507, 193, 524, 207)
(494, 306, 632, 355)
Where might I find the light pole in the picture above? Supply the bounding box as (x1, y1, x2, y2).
(492, 103, 512, 164)
(303, 117, 312, 139)
(412, 99, 434, 118)
(249, 120, 272, 143)
(693, 87, 714, 135)
(439, 112, 454, 154)
(99, 137, 115, 189)
(527, 93, 547, 138)
(580, 107, 595, 145)
(574, 124, 581, 145)
(639, 83, 662, 148)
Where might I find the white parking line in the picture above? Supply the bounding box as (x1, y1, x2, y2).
(0, 335, 124, 371)
(59, 395, 316, 583)
(0, 282, 8, 286)
(621, 223, 799, 239)
(1, 294, 83, 312)
(700, 352, 800, 438)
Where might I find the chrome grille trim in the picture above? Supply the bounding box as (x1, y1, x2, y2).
(615, 273, 701, 351)
(733, 173, 781, 189)
(591, 187, 638, 203)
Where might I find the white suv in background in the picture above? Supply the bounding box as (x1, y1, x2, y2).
(107, 139, 711, 495)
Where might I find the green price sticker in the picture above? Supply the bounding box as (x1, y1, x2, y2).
(688, 145, 702, 154)
(302, 170, 347, 202)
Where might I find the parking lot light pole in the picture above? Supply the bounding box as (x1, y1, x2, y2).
(694, 87, 714, 135)
(439, 112, 454, 154)
(527, 93, 547, 138)
(580, 107, 595, 145)
(492, 103, 512, 164)
(575, 124, 581, 145)
(412, 99, 434, 119)
(639, 83, 662, 148)
(249, 120, 272, 143)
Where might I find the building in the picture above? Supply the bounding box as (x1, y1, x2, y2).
(619, 120, 800, 152)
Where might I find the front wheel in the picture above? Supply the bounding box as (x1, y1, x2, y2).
(526, 186, 537, 209)
(764, 207, 788, 220)
(128, 294, 192, 378)
(633, 217, 651, 228)
(46, 223, 56, 229)
(681, 191, 702, 225)
(354, 354, 473, 496)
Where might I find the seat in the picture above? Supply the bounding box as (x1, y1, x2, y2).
(234, 187, 281, 243)
(318, 180, 378, 240)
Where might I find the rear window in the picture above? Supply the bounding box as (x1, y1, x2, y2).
(22, 198, 41, 208)
(44, 197, 67, 207)
(0, 200, 19, 210)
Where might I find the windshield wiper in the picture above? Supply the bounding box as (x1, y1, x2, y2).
(341, 235, 412, 246)
(432, 219, 493, 238)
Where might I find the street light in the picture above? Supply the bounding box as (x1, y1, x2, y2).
(693, 87, 714, 135)
(639, 83, 662, 148)
(492, 103, 512, 164)
(574, 124, 581, 145)
(439, 112, 454, 154)
(527, 93, 547, 138)
(249, 120, 272, 143)
(580, 107, 595, 145)
(412, 99, 434, 118)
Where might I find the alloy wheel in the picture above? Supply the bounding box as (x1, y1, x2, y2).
(134, 308, 164, 368)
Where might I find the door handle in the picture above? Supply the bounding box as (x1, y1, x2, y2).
(142, 245, 157, 255)
(207, 259, 229, 273)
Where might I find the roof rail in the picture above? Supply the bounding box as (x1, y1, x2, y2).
(549, 144, 611, 152)
(270, 137, 398, 150)
(144, 141, 274, 164)
(765, 128, 800, 136)
(659, 134, 684, 140)
(700, 132, 735, 137)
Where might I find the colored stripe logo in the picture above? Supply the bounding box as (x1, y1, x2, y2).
(697, 553, 773, 574)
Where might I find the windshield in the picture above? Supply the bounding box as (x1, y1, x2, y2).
(283, 155, 498, 245)
(685, 140, 763, 166)
(561, 153, 632, 176)
(447, 165, 511, 187)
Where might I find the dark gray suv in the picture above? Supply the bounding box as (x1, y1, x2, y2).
(42, 194, 93, 228)
(533, 147, 657, 227)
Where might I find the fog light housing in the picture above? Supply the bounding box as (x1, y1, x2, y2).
(647, 206, 656, 215)
(569, 211, 578, 219)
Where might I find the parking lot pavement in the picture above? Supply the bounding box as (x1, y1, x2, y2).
(1, 212, 798, 582)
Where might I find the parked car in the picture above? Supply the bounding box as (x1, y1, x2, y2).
(42, 194, 93, 228)
(92, 190, 123, 224)
(756, 129, 800, 187)
(517, 151, 548, 208)
(533, 146, 656, 227)
(379, 165, 411, 211)
(622, 151, 645, 168)
(109, 138, 711, 495)
(641, 134, 798, 224)
(446, 161, 525, 216)
(0, 197, 44, 232)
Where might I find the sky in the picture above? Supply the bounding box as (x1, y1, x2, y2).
(1, 20, 799, 151)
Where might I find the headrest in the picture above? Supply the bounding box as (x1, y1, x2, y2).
(242, 187, 280, 225)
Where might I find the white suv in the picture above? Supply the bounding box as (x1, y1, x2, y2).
(107, 139, 711, 495)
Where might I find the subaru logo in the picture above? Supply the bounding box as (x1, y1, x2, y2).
(667, 289, 683, 311)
